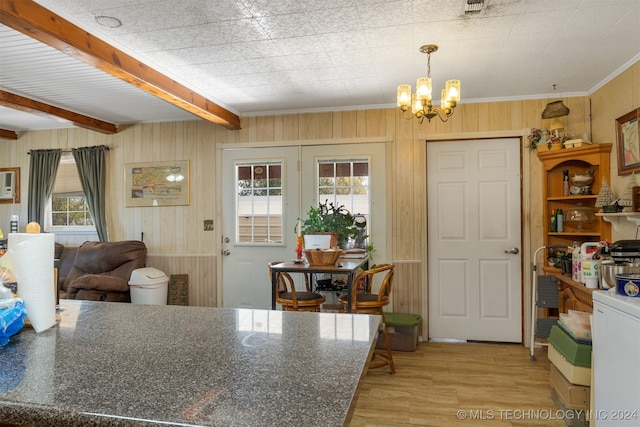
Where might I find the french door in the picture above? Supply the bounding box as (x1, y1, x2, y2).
(221, 143, 387, 309)
(221, 147, 299, 309)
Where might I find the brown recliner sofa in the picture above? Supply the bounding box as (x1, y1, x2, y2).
(61, 240, 147, 302)
(55, 243, 77, 296)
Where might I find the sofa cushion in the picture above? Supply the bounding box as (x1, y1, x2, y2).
(63, 240, 147, 302)
(56, 245, 78, 293)
(66, 275, 132, 302)
(71, 288, 130, 302)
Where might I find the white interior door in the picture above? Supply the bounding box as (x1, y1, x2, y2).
(221, 147, 299, 309)
(427, 139, 522, 342)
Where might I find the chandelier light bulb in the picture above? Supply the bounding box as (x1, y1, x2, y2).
(445, 80, 461, 103)
(441, 89, 451, 110)
(411, 94, 423, 116)
(397, 85, 411, 108)
(416, 77, 432, 101)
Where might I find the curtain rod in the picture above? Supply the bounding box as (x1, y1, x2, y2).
(27, 145, 110, 155)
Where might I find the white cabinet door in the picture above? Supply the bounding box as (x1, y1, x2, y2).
(593, 295, 640, 426)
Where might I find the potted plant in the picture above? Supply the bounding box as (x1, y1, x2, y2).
(299, 200, 366, 249)
(527, 128, 548, 150)
(529, 128, 570, 151)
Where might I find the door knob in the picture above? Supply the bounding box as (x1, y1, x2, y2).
(222, 249, 231, 256)
(504, 248, 519, 254)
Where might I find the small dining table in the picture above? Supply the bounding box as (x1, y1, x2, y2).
(270, 257, 369, 313)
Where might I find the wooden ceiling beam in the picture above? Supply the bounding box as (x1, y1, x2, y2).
(0, 90, 118, 134)
(0, 0, 241, 130)
(0, 128, 18, 140)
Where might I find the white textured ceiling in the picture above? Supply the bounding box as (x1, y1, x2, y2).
(1, 0, 639, 132)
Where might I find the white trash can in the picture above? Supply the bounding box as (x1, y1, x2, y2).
(128, 267, 169, 305)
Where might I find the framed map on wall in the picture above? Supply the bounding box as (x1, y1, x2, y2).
(125, 160, 190, 207)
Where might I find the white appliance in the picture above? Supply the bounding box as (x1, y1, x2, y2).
(592, 290, 640, 426)
(0, 171, 15, 199)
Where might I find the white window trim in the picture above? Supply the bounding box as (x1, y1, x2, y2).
(44, 196, 96, 233)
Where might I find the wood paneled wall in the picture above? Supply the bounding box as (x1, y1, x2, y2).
(146, 254, 216, 307)
(1, 60, 638, 343)
(590, 62, 640, 241)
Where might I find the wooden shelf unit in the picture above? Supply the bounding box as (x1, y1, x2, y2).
(554, 274, 594, 313)
(537, 144, 612, 260)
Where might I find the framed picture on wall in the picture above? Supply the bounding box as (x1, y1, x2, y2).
(0, 167, 20, 204)
(125, 160, 190, 207)
(616, 108, 640, 175)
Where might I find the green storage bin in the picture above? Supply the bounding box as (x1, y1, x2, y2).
(385, 313, 421, 327)
(548, 325, 592, 368)
(376, 313, 421, 352)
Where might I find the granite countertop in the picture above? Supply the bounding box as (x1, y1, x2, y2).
(0, 300, 379, 426)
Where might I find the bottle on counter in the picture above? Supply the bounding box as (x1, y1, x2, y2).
(550, 209, 557, 232)
(9, 215, 18, 233)
(562, 170, 570, 196)
(0, 229, 5, 257)
(571, 241, 582, 283)
(556, 209, 564, 232)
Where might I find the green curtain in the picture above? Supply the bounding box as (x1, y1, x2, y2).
(72, 145, 108, 242)
(27, 149, 62, 227)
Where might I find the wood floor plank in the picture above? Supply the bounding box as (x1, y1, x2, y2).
(350, 342, 569, 427)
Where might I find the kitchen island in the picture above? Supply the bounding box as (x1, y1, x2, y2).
(0, 300, 379, 426)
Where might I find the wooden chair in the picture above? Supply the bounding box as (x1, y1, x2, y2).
(268, 261, 326, 312)
(338, 263, 395, 373)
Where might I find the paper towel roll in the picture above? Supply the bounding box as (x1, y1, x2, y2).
(0, 233, 55, 333)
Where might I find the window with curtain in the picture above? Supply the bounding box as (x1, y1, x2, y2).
(44, 152, 95, 230)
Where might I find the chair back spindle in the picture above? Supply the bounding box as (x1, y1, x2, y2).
(268, 261, 325, 312)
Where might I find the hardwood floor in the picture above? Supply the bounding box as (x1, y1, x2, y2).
(349, 342, 570, 427)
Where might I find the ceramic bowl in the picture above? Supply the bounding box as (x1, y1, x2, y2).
(571, 174, 593, 187)
(602, 263, 640, 289)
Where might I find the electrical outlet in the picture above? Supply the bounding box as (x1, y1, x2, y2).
(204, 219, 214, 231)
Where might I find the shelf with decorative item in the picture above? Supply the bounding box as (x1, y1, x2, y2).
(547, 195, 597, 202)
(548, 231, 601, 237)
(538, 143, 612, 261)
(595, 212, 640, 232)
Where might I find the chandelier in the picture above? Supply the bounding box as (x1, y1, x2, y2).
(396, 44, 461, 123)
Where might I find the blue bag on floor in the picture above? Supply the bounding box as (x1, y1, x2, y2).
(0, 298, 26, 346)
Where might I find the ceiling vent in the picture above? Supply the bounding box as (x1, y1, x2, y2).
(464, 0, 488, 15)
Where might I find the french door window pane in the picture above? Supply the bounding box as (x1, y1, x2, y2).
(317, 159, 370, 244)
(236, 162, 283, 244)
